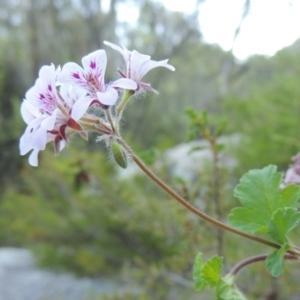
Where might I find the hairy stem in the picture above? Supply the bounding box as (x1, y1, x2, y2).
(229, 254, 299, 276)
(105, 109, 115, 133)
(119, 138, 300, 255)
(116, 90, 134, 120)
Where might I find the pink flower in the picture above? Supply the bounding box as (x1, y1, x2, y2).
(20, 101, 49, 156)
(20, 64, 61, 157)
(282, 153, 300, 186)
(284, 168, 300, 185)
(25, 64, 60, 129)
(19, 99, 67, 167)
(104, 41, 175, 92)
(57, 49, 137, 119)
(20, 64, 86, 166)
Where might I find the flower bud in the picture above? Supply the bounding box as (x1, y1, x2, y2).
(111, 142, 128, 169)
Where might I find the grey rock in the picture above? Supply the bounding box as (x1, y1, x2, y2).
(0, 248, 120, 300)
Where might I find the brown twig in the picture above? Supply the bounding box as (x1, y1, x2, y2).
(119, 138, 300, 256)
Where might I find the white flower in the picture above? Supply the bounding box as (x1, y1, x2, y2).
(20, 64, 86, 166)
(20, 64, 61, 158)
(104, 41, 175, 92)
(57, 49, 137, 119)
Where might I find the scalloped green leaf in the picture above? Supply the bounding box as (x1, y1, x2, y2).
(193, 253, 223, 291)
(279, 184, 300, 208)
(268, 207, 300, 244)
(228, 207, 268, 233)
(202, 256, 223, 286)
(193, 253, 208, 291)
(266, 243, 289, 277)
(234, 165, 281, 212)
(228, 165, 300, 233)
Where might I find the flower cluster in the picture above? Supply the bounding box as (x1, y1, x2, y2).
(20, 42, 175, 166)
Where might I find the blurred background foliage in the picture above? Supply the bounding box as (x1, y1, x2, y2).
(1, 0, 300, 299)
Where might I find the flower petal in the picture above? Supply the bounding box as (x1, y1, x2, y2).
(21, 101, 39, 124)
(104, 41, 132, 69)
(38, 64, 56, 81)
(57, 62, 88, 89)
(104, 41, 132, 60)
(82, 49, 107, 87)
(60, 84, 87, 108)
(129, 50, 151, 81)
(25, 83, 41, 106)
(29, 149, 40, 167)
(104, 41, 125, 55)
(55, 65, 61, 77)
(111, 78, 137, 90)
(26, 73, 58, 114)
(96, 88, 118, 105)
(41, 108, 58, 130)
(31, 126, 48, 150)
(20, 133, 33, 155)
(20, 121, 47, 155)
(138, 59, 175, 79)
(71, 97, 94, 120)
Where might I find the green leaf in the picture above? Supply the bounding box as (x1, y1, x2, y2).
(193, 253, 223, 291)
(217, 277, 248, 300)
(279, 184, 300, 208)
(193, 253, 208, 291)
(268, 207, 300, 244)
(228, 207, 268, 233)
(229, 165, 284, 233)
(193, 254, 247, 299)
(234, 165, 282, 211)
(202, 256, 223, 286)
(266, 243, 289, 277)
